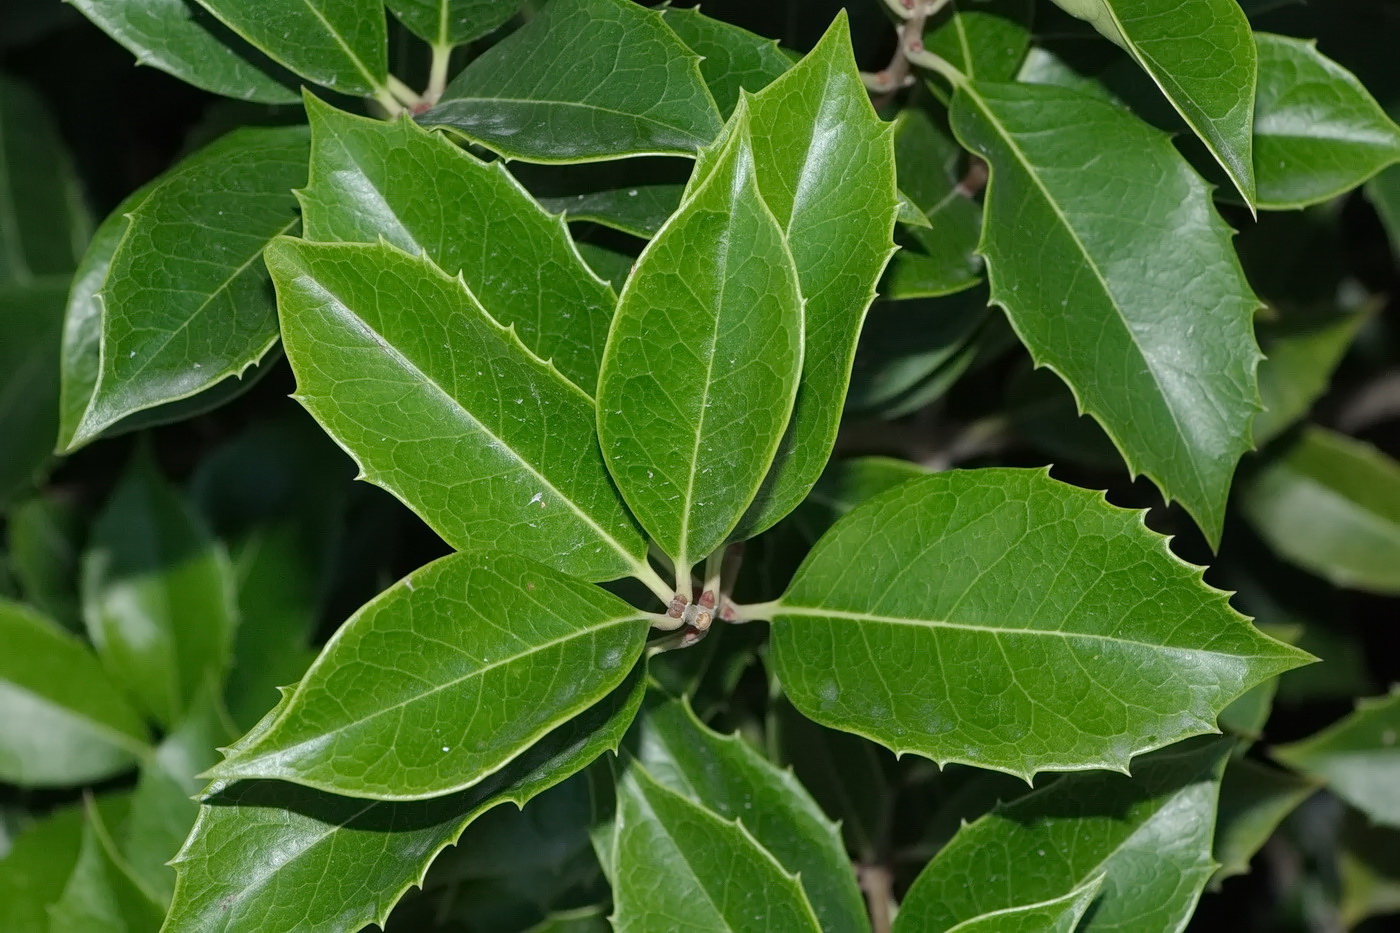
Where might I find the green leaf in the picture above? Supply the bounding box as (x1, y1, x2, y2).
(165, 668, 645, 932)
(724, 13, 901, 540)
(298, 95, 615, 394)
(66, 0, 297, 103)
(597, 107, 802, 573)
(892, 739, 1230, 933)
(0, 599, 148, 787)
(1368, 164, 1400, 254)
(1253, 308, 1368, 446)
(48, 798, 166, 933)
(846, 293, 989, 415)
(61, 126, 309, 451)
(205, 551, 647, 800)
(950, 80, 1261, 545)
(1211, 756, 1318, 886)
(268, 237, 650, 583)
(769, 469, 1310, 779)
(5, 493, 82, 630)
(81, 447, 238, 730)
(610, 762, 824, 933)
(1252, 34, 1400, 209)
(538, 184, 684, 240)
(0, 805, 86, 933)
(424, 0, 721, 162)
(629, 697, 869, 932)
(1051, 0, 1258, 205)
(192, 0, 387, 97)
(1340, 814, 1400, 929)
(0, 278, 67, 507)
(1274, 689, 1400, 829)
(0, 76, 88, 283)
(943, 875, 1105, 933)
(923, 0, 1035, 86)
(661, 7, 791, 119)
(386, 0, 518, 47)
(1241, 426, 1400, 595)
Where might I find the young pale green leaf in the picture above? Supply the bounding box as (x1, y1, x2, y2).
(0, 279, 67, 507)
(1241, 427, 1400, 595)
(0, 804, 86, 933)
(1212, 756, 1318, 886)
(66, 0, 297, 103)
(923, 0, 1034, 87)
(386, 0, 518, 47)
(1051, 0, 1257, 205)
(597, 107, 802, 573)
(192, 0, 387, 97)
(0, 599, 149, 787)
(660, 7, 791, 119)
(423, 0, 721, 162)
(1274, 689, 1400, 829)
(1253, 34, 1400, 209)
(943, 875, 1105, 933)
(165, 669, 645, 933)
(298, 95, 615, 394)
(893, 739, 1231, 933)
(951, 81, 1261, 545)
(1254, 309, 1368, 445)
(769, 470, 1311, 780)
(82, 447, 238, 730)
(720, 13, 901, 541)
(611, 763, 824, 933)
(63, 126, 308, 451)
(538, 184, 685, 240)
(268, 238, 650, 583)
(629, 697, 868, 933)
(204, 551, 648, 800)
(0, 76, 88, 283)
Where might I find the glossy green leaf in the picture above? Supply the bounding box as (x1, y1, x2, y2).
(48, 799, 165, 933)
(5, 493, 82, 630)
(0, 278, 67, 507)
(61, 126, 308, 451)
(1254, 308, 1367, 445)
(424, 0, 721, 162)
(0, 805, 86, 933)
(66, 0, 297, 103)
(0, 76, 87, 283)
(298, 95, 615, 394)
(165, 669, 645, 932)
(943, 875, 1104, 933)
(951, 80, 1261, 545)
(892, 739, 1230, 933)
(661, 7, 791, 119)
(192, 0, 386, 97)
(268, 237, 649, 583)
(538, 184, 684, 240)
(1274, 689, 1400, 829)
(1051, 0, 1257, 205)
(769, 469, 1310, 779)
(205, 551, 647, 800)
(0, 599, 148, 787)
(629, 697, 868, 932)
(1241, 427, 1400, 595)
(386, 0, 518, 46)
(610, 762, 824, 933)
(724, 13, 900, 540)
(923, 0, 1034, 87)
(1212, 756, 1318, 886)
(597, 107, 802, 573)
(82, 447, 238, 730)
(1253, 34, 1400, 209)
(575, 241, 635, 289)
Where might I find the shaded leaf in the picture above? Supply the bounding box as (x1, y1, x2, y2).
(0, 805, 86, 933)
(661, 7, 791, 119)
(0, 76, 87, 283)
(1368, 164, 1400, 254)
(1274, 689, 1400, 829)
(923, 0, 1035, 87)
(846, 292, 988, 415)
(387, 0, 518, 47)
(1212, 756, 1318, 886)
(0, 279, 67, 507)
(538, 184, 684, 240)
(5, 493, 82, 630)
(1340, 814, 1400, 929)
(769, 469, 1310, 779)
(944, 874, 1104, 933)
(47, 799, 165, 933)
(1253, 308, 1368, 445)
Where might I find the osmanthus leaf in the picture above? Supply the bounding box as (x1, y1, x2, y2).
(1253, 308, 1368, 446)
(0, 599, 149, 787)
(628, 697, 868, 933)
(1211, 756, 1318, 886)
(1339, 813, 1400, 929)
(1368, 165, 1400, 254)
(386, 0, 518, 47)
(1051, 0, 1258, 206)
(48, 799, 166, 933)
(192, 0, 387, 97)
(610, 762, 824, 933)
(1274, 689, 1400, 829)
(164, 668, 646, 933)
(923, 0, 1035, 88)
(950, 81, 1261, 545)
(892, 739, 1232, 933)
(82, 448, 239, 732)
(1252, 34, 1400, 209)
(61, 126, 309, 452)
(297, 95, 615, 395)
(538, 184, 685, 240)
(596, 105, 802, 573)
(6, 493, 83, 631)
(66, 0, 297, 103)
(721, 13, 901, 541)
(0, 804, 87, 933)
(268, 238, 650, 584)
(1241, 427, 1400, 595)
(0, 278, 67, 508)
(422, 0, 722, 162)
(767, 470, 1311, 780)
(660, 6, 792, 119)
(204, 551, 648, 800)
(943, 875, 1105, 933)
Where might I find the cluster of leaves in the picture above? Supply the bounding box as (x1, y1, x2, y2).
(2, 0, 1400, 931)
